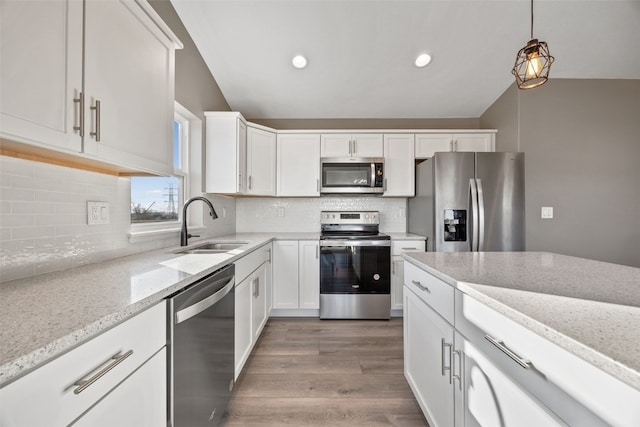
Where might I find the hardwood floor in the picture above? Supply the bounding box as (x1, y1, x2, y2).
(225, 318, 428, 426)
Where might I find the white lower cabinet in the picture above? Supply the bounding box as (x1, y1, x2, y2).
(72, 348, 166, 427)
(404, 285, 455, 427)
(390, 240, 425, 312)
(234, 243, 272, 379)
(405, 262, 639, 427)
(272, 240, 320, 313)
(0, 302, 166, 427)
(454, 332, 566, 427)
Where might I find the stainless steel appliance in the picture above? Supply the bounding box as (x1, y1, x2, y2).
(408, 152, 525, 252)
(319, 211, 391, 319)
(168, 264, 235, 427)
(320, 158, 384, 194)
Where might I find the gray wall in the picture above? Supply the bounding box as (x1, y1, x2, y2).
(149, 1, 230, 117)
(481, 79, 640, 267)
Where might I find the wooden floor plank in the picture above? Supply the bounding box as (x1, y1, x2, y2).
(226, 318, 428, 426)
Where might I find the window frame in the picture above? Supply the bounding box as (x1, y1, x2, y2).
(129, 102, 201, 240)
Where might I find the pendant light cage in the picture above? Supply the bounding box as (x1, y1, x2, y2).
(512, 0, 554, 89)
(512, 39, 554, 89)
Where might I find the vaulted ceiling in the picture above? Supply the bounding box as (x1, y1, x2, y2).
(171, 0, 640, 119)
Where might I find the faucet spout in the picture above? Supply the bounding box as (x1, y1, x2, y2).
(180, 196, 218, 246)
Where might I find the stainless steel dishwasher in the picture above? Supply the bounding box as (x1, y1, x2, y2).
(167, 264, 235, 427)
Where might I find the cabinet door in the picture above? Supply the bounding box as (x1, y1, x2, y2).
(235, 276, 252, 379)
(404, 285, 455, 427)
(320, 134, 352, 157)
(453, 134, 494, 153)
(277, 134, 320, 196)
(383, 134, 415, 197)
(455, 332, 567, 427)
(352, 134, 383, 157)
(391, 257, 404, 311)
(272, 240, 299, 309)
(299, 241, 320, 309)
(415, 134, 453, 158)
(0, 0, 82, 152)
(82, 0, 175, 174)
(73, 348, 166, 427)
(246, 127, 276, 196)
(251, 264, 268, 342)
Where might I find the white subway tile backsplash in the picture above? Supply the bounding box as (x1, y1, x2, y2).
(236, 196, 408, 233)
(1, 156, 236, 283)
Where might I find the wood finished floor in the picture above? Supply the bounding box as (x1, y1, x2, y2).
(225, 318, 428, 426)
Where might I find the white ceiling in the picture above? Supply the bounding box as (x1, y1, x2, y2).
(170, 0, 640, 119)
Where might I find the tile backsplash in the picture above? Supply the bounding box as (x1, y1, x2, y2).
(237, 196, 408, 232)
(0, 156, 235, 282)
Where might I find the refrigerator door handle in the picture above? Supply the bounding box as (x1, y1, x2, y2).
(476, 178, 485, 251)
(469, 179, 479, 251)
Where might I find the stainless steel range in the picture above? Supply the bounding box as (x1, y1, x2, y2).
(319, 211, 391, 319)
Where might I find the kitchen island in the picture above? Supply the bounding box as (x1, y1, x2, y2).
(403, 251, 640, 427)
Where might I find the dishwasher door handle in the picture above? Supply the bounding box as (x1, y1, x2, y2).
(175, 276, 235, 324)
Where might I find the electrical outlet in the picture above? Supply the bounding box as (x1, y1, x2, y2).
(88, 201, 110, 225)
(541, 206, 554, 219)
(278, 207, 285, 217)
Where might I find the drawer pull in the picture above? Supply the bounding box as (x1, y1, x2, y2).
(485, 335, 531, 369)
(412, 280, 430, 293)
(402, 247, 418, 250)
(73, 350, 133, 394)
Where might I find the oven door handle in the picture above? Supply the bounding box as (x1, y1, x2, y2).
(320, 240, 391, 247)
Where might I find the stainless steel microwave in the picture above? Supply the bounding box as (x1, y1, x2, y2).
(320, 157, 384, 194)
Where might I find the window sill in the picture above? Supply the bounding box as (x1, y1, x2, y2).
(128, 225, 205, 244)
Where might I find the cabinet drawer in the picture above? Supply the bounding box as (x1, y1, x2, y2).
(455, 291, 639, 427)
(0, 302, 166, 427)
(404, 262, 454, 324)
(391, 240, 425, 256)
(235, 243, 270, 284)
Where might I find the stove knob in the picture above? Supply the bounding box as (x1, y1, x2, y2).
(364, 214, 369, 219)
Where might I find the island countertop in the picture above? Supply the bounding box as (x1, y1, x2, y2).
(402, 251, 640, 391)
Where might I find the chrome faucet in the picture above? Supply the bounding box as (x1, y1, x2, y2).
(181, 196, 218, 246)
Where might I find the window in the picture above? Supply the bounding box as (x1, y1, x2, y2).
(130, 110, 189, 226)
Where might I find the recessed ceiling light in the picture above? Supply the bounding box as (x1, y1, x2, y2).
(415, 53, 432, 68)
(292, 55, 308, 69)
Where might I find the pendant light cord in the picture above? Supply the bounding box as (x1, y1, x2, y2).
(530, 0, 534, 39)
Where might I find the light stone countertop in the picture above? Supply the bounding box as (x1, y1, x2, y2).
(0, 231, 421, 386)
(385, 232, 426, 241)
(402, 251, 640, 391)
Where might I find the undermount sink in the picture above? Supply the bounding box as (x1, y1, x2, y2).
(175, 242, 248, 255)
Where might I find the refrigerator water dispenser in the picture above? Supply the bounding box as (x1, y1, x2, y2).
(444, 209, 467, 241)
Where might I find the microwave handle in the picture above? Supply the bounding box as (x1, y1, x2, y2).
(371, 162, 375, 188)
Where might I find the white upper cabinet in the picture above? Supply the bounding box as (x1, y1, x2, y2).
(383, 134, 415, 197)
(0, 0, 83, 152)
(205, 112, 247, 194)
(81, 0, 178, 175)
(0, 0, 181, 175)
(277, 134, 320, 197)
(321, 133, 383, 157)
(415, 132, 495, 158)
(246, 125, 277, 196)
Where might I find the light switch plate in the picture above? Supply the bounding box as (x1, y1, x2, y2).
(541, 206, 554, 219)
(88, 201, 110, 225)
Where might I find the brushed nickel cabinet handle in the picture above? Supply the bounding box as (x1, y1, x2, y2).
(485, 335, 531, 369)
(267, 248, 272, 264)
(248, 175, 252, 190)
(452, 349, 462, 390)
(73, 92, 84, 137)
(412, 280, 430, 293)
(90, 99, 101, 141)
(449, 139, 454, 152)
(441, 338, 452, 382)
(73, 350, 133, 394)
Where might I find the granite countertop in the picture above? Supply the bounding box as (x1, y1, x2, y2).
(385, 232, 426, 240)
(402, 251, 640, 391)
(0, 231, 422, 386)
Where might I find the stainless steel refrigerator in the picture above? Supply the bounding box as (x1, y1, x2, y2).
(408, 152, 525, 252)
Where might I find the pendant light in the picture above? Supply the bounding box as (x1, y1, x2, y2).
(512, 0, 554, 89)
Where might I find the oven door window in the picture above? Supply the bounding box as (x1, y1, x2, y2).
(320, 245, 390, 293)
(322, 163, 372, 187)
